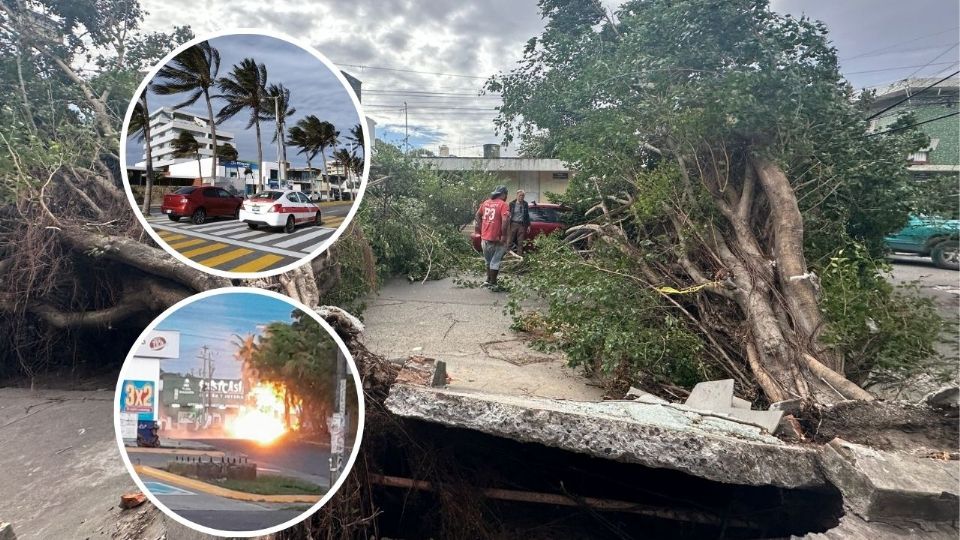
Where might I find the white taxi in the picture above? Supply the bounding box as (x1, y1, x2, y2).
(239, 190, 322, 233)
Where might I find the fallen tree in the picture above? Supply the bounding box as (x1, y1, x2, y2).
(0, 0, 376, 382)
(489, 0, 941, 405)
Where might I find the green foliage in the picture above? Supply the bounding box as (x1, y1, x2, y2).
(357, 142, 481, 280)
(217, 474, 324, 495)
(249, 311, 339, 406)
(510, 235, 712, 390)
(818, 243, 946, 386)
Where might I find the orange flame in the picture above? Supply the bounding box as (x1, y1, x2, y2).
(226, 382, 292, 445)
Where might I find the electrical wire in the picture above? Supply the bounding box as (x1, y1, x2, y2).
(866, 70, 960, 120)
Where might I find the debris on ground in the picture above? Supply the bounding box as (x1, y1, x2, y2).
(119, 493, 146, 510)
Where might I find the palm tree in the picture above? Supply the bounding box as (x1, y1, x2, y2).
(216, 58, 268, 192)
(127, 91, 155, 215)
(332, 147, 354, 197)
(288, 124, 319, 190)
(218, 142, 238, 183)
(347, 123, 364, 154)
(152, 41, 221, 180)
(171, 131, 202, 180)
(288, 116, 338, 197)
(263, 83, 295, 182)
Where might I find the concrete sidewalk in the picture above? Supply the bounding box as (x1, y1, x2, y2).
(0, 387, 211, 539)
(361, 276, 603, 401)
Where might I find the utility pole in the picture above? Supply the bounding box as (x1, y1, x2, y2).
(268, 95, 285, 186)
(329, 349, 348, 484)
(404, 101, 409, 155)
(198, 346, 214, 429)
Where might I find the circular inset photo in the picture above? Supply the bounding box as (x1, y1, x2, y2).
(121, 30, 372, 278)
(113, 288, 364, 536)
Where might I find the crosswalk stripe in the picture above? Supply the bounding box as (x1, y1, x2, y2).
(197, 248, 254, 267)
(227, 230, 270, 240)
(274, 227, 333, 249)
(228, 254, 285, 272)
(189, 222, 245, 233)
(180, 242, 228, 258)
(161, 234, 187, 242)
(167, 238, 206, 250)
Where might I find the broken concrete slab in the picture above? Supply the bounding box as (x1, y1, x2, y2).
(684, 379, 783, 433)
(819, 438, 960, 524)
(922, 386, 959, 414)
(795, 513, 959, 539)
(385, 384, 826, 489)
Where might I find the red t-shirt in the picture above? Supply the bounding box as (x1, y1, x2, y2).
(479, 198, 510, 242)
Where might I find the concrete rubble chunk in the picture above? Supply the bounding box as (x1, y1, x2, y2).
(120, 492, 147, 509)
(0, 522, 16, 540)
(625, 387, 669, 404)
(819, 438, 960, 524)
(795, 513, 959, 539)
(385, 383, 826, 488)
(922, 386, 959, 413)
(684, 379, 784, 433)
(394, 356, 450, 387)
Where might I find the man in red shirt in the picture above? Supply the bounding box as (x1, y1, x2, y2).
(474, 185, 511, 290)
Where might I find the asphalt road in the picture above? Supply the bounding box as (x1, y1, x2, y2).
(141, 202, 353, 272)
(129, 437, 332, 487)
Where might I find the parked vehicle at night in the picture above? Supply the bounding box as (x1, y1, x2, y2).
(884, 215, 960, 270)
(161, 186, 244, 225)
(239, 189, 322, 233)
(471, 203, 569, 253)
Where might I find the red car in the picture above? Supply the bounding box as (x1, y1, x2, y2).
(161, 186, 244, 225)
(471, 203, 569, 252)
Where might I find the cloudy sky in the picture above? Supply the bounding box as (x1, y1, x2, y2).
(128, 34, 361, 168)
(137, 0, 959, 157)
(155, 293, 295, 379)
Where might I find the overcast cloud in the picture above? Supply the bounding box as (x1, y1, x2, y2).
(138, 0, 959, 157)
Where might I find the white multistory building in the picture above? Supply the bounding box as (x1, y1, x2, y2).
(136, 107, 235, 169)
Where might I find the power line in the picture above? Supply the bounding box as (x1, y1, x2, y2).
(903, 43, 959, 81)
(866, 70, 960, 120)
(336, 63, 489, 80)
(866, 111, 960, 137)
(845, 60, 957, 76)
(841, 26, 960, 61)
(365, 90, 500, 97)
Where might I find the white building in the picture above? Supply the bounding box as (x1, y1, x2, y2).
(136, 107, 235, 169)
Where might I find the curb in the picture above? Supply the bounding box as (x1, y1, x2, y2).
(126, 447, 226, 457)
(133, 465, 323, 504)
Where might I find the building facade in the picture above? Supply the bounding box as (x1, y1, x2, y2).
(868, 77, 959, 179)
(415, 155, 574, 204)
(136, 107, 235, 169)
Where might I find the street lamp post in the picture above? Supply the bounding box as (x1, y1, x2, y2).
(267, 95, 286, 187)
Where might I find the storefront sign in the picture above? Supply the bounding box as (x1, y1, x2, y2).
(161, 373, 244, 407)
(120, 380, 155, 420)
(134, 330, 180, 359)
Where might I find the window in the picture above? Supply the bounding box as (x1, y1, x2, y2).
(253, 191, 284, 200)
(286, 193, 299, 202)
(216, 188, 233, 198)
(203, 188, 220, 198)
(552, 172, 569, 180)
(529, 207, 562, 223)
(173, 187, 196, 195)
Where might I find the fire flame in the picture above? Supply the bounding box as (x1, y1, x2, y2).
(227, 382, 290, 444)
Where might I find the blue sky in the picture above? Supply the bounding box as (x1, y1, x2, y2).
(127, 34, 362, 167)
(155, 293, 296, 379)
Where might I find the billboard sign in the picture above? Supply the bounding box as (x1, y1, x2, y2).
(134, 330, 180, 359)
(120, 379, 156, 421)
(161, 373, 245, 407)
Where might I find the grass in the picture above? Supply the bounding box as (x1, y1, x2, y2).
(217, 474, 326, 495)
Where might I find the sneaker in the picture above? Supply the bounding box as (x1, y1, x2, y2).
(480, 281, 491, 288)
(489, 283, 507, 293)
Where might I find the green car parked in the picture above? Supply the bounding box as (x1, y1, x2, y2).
(884, 215, 960, 270)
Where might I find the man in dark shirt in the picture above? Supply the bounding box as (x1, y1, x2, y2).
(507, 190, 531, 256)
